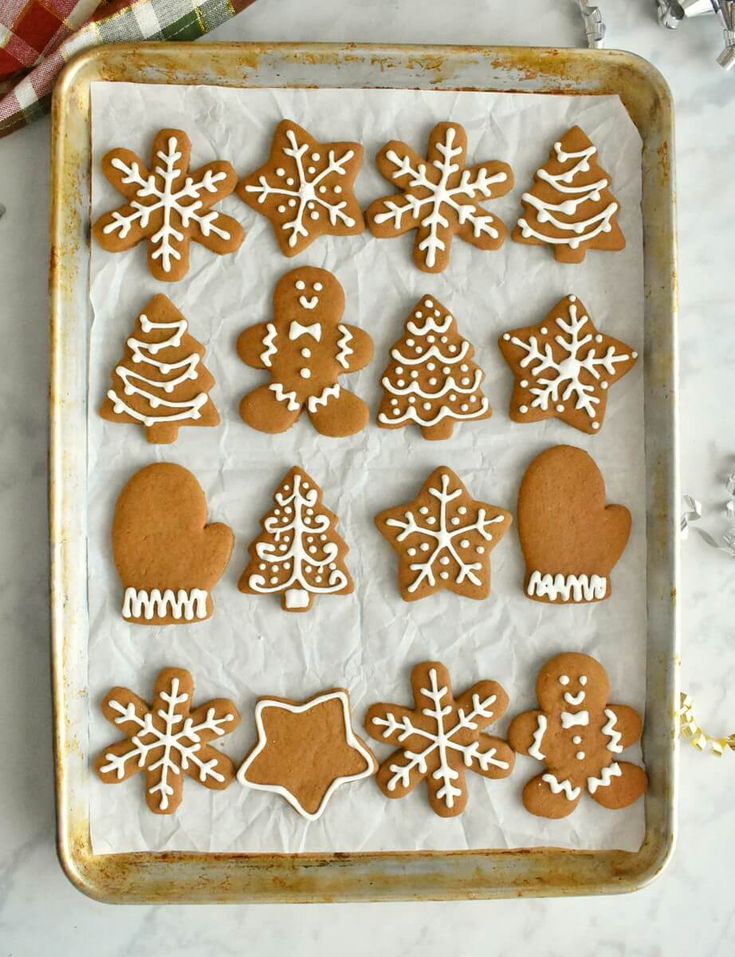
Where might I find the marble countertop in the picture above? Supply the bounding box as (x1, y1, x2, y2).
(1, 0, 734, 952)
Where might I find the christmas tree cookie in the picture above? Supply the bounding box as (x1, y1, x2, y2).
(100, 295, 219, 444)
(377, 295, 492, 440)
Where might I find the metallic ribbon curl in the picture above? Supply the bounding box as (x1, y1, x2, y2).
(679, 693, 735, 756)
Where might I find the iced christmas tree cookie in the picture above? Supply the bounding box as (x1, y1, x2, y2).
(95, 667, 240, 815)
(366, 121, 513, 273)
(375, 467, 512, 602)
(238, 688, 376, 820)
(100, 294, 219, 444)
(237, 120, 365, 256)
(513, 126, 625, 264)
(498, 294, 638, 435)
(92, 128, 244, 281)
(377, 295, 492, 440)
(518, 446, 631, 604)
(508, 653, 647, 819)
(366, 661, 514, 818)
(113, 464, 234, 625)
(239, 467, 353, 612)
(238, 266, 373, 437)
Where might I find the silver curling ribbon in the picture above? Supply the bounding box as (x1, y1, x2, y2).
(717, 0, 735, 68)
(578, 0, 606, 48)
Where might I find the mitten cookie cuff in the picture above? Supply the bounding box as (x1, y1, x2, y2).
(526, 570, 608, 604)
(122, 586, 210, 624)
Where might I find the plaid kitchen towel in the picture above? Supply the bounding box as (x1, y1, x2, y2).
(0, 0, 255, 139)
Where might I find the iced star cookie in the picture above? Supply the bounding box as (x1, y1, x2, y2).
(366, 121, 513, 273)
(508, 653, 647, 819)
(237, 266, 373, 437)
(498, 294, 638, 434)
(375, 467, 512, 602)
(237, 120, 365, 256)
(238, 688, 376, 820)
(92, 128, 244, 281)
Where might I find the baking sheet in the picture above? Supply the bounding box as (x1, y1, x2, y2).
(87, 82, 645, 855)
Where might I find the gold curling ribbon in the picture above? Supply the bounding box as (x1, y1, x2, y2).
(679, 692, 735, 757)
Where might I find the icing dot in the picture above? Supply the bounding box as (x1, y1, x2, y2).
(569, 295, 577, 302)
(429, 378, 438, 386)
(414, 310, 423, 319)
(279, 543, 288, 552)
(304, 564, 312, 573)
(477, 546, 485, 555)
(276, 167, 285, 176)
(270, 576, 279, 584)
(427, 362, 436, 371)
(395, 366, 404, 374)
(415, 346, 423, 354)
(559, 675, 570, 686)
(309, 546, 318, 555)
(390, 398, 399, 406)
(470, 396, 477, 403)
(427, 335, 436, 344)
(277, 205, 286, 213)
(301, 347, 311, 358)
(392, 408, 400, 416)
(440, 336, 448, 344)
(448, 345, 457, 353)
(600, 381, 608, 390)
(458, 506, 467, 515)
(300, 368, 311, 379)
(451, 517, 460, 526)
(443, 367, 451, 375)
(632, 351, 639, 359)
(460, 539, 470, 548)
(460, 404, 469, 412)
(419, 506, 429, 515)
(314, 283, 323, 292)
(434, 308, 441, 317)
(258, 563, 266, 571)
(283, 562, 291, 571)
(406, 338, 415, 347)
(329, 562, 337, 571)
(540, 327, 548, 335)
(572, 735, 582, 745)
(315, 575, 322, 583)
(420, 543, 431, 552)
(440, 572, 450, 580)
(425, 299, 434, 308)
(310, 212, 319, 221)
(595, 334, 603, 343)
(307, 166, 316, 174)
(503, 333, 511, 340)
(408, 548, 417, 556)
(285, 177, 295, 186)
(449, 393, 457, 402)
(576, 751, 585, 761)
(288, 199, 297, 207)
(426, 516, 437, 525)
(460, 364, 469, 372)
(461, 377, 471, 386)
(396, 379, 405, 387)
(556, 404, 564, 413)
(440, 556, 450, 566)
(519, 405, 529, 414)
(592, 422, 600, 430)
(318, 185, 327, 194)
(408, 396, 416, 404)
(580, 675, 588, 686)
(520, 379, 529, 388)
(320, 534, 327, 541)
(423, 402, 432, 410)
(410, 370, 419, 379)
(334, 185, 342, 194)
(307, 202, 316, 210)
(311, 152, 320, 162)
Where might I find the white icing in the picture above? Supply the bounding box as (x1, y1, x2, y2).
(390, 339, 470, 367)
(288, 320, 321, 342)
(298, 296, 319, 310)
(335, 324, 354, 369)
(269, 382, 300, 412)
(561, 710, 589, 729)
(564, 690, 586, 706)
(259, 323, 278, 367)
(306, 383, 341, 413)
(559, 675, 570, 686)
(527, 571, 608, 602)
(528, 714, 547, 760)
(587, 761, 622, 795)
(602, 707, 624, 753)
(541, 773, 581, 801)
(122, 587, 208, 622)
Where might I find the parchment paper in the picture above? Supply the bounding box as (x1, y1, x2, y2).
(88, 82, 646, 854)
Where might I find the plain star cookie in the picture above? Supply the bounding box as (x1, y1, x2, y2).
(95, 667, 240, 815)
(517, 446, 631, 604)
(366, 121, 513, 273)
(238, 688, 376, 820)
(237, 120, 365, 256)
(92, 128, 244, 281)
(498, 294, 638, 434)
(366, 661, 514, 818)
(508, 653, 647, 819)
(375, 467, 512, 602)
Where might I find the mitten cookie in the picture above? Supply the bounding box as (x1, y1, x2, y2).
(377, 294, 492, 440)
(238, 688, 376, 820)
(498, 294, 638, 434)
(517, 446, 631, 604)
(112, 464, 234, 625)
(366, 661, 514, 818)
(508, 653, 647, 819)
(239, 467, 353, 612)
(366, 121, 513, 273)
(512, 126, 625, 264)
(95, 667, 240, 814)
(375, 467, 512, 602)
(100, 294, 219, 444)
(238, 266, 373, 437)
(237, 120, 365, 256)
(92, 128, 244, 281)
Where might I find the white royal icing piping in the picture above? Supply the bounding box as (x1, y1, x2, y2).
(587, 761, 622, 795)
(335, 324, 354, 370)
(289, 320, 321, 341)
(306, 383, 341, 413)
(602, 707, 624, 753)
(563, 690, 586, 707)
(122, 587, 208, 622)
(528, 714, 547, 760)
(260, 323, 278, 367)
(269, 381, 300, 412)
(542, 772, 581, 801)
(560, 710, 589, 729)
(527, 571, 608, 602)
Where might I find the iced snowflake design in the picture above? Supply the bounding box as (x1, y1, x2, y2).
(366, 122, 513, 273)
(499, 294, 638, 434)
(238, 120, 365, 256)
(93, 128, 244, 281)
(375, 467, 512, 602)
(366, 661, 514, 817)
(95, 668, 239, 814)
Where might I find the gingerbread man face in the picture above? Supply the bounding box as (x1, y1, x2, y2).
(536, 654, 609, 715)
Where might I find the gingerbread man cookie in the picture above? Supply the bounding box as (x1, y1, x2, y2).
(508, 653, 647, 819)
(237, 267, 373, 437)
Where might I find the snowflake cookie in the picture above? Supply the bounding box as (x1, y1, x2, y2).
(238, 688, 376, 820)
(238, 266, 373, 437)
(237, 120, 365, 256)
(375, 467, 512, 602)
(366, 121, 513, 273)
(92, 128, 244, 281)
(95, 668, 240, 814)
(377, 294, 492, 440)
(513, 125, 625, 264)
(498, 294, 638, 434)
(517, 446, 631, 604)
(366, 661, 514, 817)
(509, 653, 647, 818)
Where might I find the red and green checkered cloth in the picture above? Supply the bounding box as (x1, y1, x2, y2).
(0, 0, 254, 139)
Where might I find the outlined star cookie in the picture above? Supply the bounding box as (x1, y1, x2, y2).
(237, 689, 376, 820)
(498, 294, 638, 434)
(375, 467, 512, 602)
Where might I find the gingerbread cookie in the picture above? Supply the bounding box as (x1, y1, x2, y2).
(237, 120, 365, 256)
(366, 661, 514, 818)
(498, 294, 638, 434)
(508, 653, 647, 819)
(100, 294, 219, 444)
(113, 463, 234, 625)
(376, 467, 512, 603)
(92, 128, 244, 281)
(238, 688, 376, 820)
(238, 266, 373, 437)
(366, 121, 513, 273)
(517, 446, 631, 604)
(377, 294, 492, 440)
(95, 667, 240, 815)
(513, 126, 625, 264)
(239, 467, 353, 612)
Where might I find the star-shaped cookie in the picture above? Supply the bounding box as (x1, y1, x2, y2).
(237, 689, 376, 820)
(498, 294, 638, 434)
